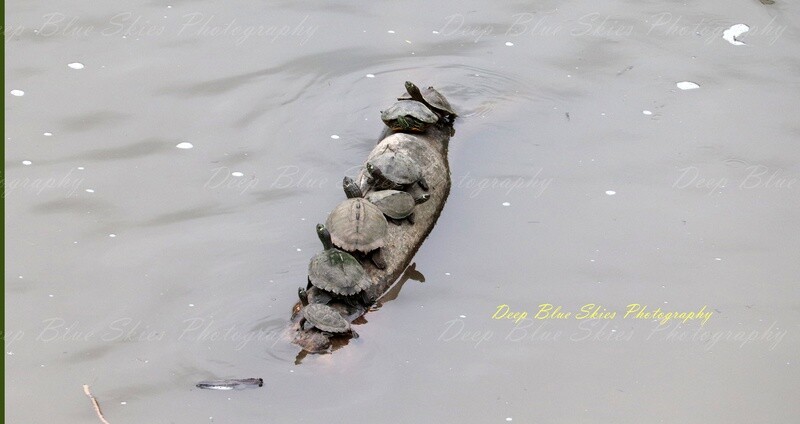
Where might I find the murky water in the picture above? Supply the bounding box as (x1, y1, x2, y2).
(6, 1, 799, 422)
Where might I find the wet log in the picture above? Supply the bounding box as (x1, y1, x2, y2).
(290, 90, 454, 353)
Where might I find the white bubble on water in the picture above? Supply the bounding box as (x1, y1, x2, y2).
(605, 190, 616, 195)
(502, 202, 511, 206)
(330, 134, 340, 139)
(176, 142, 193, 149)
(723, 24, 749, 46)
(231, 171, 244, 177)
(67, 62, 85, 70)
(676, 81, 700, 90)
(505, 42, 514, 46)
(22, 160, 32, 166)
(643, 110, 653, 115)
(365, 74, 375, 78)
(10, 90, 25, 96)
(85, 189, 95, 193)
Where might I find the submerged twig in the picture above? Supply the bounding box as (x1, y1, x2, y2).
(82, 384, 111, 424)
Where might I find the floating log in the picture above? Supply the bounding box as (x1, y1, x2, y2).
(290, 87, 454, 353)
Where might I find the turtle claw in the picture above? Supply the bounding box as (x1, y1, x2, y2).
(350, 330, 360, 339)
(407, 213, 415, 225)
(418, 177, 429, 191)
(388, 217, 403, 226)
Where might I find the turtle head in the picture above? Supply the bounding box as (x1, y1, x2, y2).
(365, 162, 384, 180)
(404, 81, 423, 101)
(342, 176, 363, 199)
(415, 193, 431, 204)
(316, 224, 333, 250)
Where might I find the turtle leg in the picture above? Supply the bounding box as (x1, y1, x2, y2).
(299, 318, 307, 331)
(371, 249, 387, 269)
(417, 176, 429, 191)
(298, 287, 309, 306)
(387, 217, 403, 226)
(360, 290, 372, 306)
(406, 212, 415, 225)
(343, 294, 360, 309)
(350, 329, 360, 339)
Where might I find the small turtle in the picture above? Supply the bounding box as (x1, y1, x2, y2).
(365, 148, 428, 191)
(380, 100, 438, 133)
(297, 285, 333, 306)
(399, 81, 457, 124)
(325, 178, 389, 268)
(365, 190, 429, 225)
(307, 224, 372, 295)
(300, 303, 359, 338)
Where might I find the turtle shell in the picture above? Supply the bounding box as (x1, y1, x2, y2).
(365, 190, 416, 219)
(308, 248, 372, 295)
(325, 198, 388, 253)
(302, 304, 350, 333)
(381, 101, 438, 124)
(367, 150, 422, 187)
(399, 84, 457, 117)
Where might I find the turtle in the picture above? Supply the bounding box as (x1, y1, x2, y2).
(380, 100, 438, 133)
(399, 81, 457, 124)
(365, 189, 430, 225)
(365, 148, 429, 191)
(325, 178, 389, 269)
(297, 283, 369, 321)
(300, 303, 359, 338)
(297, 285, 333, 306)
(306, 224, 372, 296)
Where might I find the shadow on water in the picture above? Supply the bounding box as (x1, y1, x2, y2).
(375, 262, 426, 305)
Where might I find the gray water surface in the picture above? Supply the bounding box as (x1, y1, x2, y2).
(5, 1, 799, 423)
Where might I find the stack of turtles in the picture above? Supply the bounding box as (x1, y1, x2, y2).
(380, 81, 458, 132)
(295, 81, 454, 350)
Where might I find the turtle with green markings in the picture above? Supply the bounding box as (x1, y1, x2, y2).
(305, 223, 372, 297)
(380, 100, 438, 133)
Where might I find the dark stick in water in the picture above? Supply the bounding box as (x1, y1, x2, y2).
(196, 378, 264, 391)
